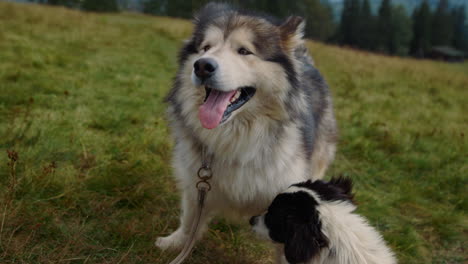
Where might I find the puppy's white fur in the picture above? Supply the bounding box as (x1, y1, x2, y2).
(254, 186, 397, 264)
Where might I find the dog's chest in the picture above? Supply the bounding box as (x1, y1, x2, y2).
(210, 154, 308, 213)
(172, 123, 309, 213)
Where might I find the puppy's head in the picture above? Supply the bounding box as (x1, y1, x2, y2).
(250, 177, 354, 264)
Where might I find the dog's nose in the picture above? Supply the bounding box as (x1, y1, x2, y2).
(194, 58, 218, 80)
(249, 216, 258, 226)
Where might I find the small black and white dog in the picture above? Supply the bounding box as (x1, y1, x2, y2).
(250, 177, 397, 264)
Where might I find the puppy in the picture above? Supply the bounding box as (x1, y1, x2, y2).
(250, 177, 397, 264)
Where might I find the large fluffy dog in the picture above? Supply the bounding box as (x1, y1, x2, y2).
(250, 178, 397, 264)
(157, 3, 338, 255)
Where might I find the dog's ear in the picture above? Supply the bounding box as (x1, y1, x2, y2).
(328, 176, 354, 201)
(279, 16, 305, 52)
(284, 217, 328, 264)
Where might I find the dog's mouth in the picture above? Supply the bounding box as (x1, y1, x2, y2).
(198, 86, 256, 129)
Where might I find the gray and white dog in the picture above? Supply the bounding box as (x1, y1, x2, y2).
(157, 3, 338, 259)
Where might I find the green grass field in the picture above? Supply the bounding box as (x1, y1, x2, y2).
(0, 2, 467, 263)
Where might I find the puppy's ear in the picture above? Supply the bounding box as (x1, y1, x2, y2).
(279, 16, 305, 52)
(328, 176, 354, 201)
(284, 219, 328, 264)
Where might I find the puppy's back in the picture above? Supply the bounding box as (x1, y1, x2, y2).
(316, 201, 397, 264)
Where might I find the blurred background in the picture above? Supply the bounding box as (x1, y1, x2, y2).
(11, 0, 468, 60)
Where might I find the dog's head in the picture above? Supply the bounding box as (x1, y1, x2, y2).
(250, 177, 354, 264)
(172, 3, 305, 130)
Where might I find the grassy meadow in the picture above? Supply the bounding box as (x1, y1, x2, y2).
(0, 2, 467, 263)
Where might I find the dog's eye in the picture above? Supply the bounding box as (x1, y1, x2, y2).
(238, 47, 253, 55)
(202, 45, 211, 52)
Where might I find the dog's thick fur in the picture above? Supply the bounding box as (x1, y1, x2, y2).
(251, 178, 397, 264)
(156, 3, 338, 255)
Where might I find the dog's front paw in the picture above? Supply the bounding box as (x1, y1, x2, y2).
(155, 229, 187, 251)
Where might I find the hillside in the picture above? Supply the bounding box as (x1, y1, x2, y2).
(0, 2, 467, 264)
(328, 0, 468, 21)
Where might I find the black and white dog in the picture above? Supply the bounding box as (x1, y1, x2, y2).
(250, 177, 397, 264)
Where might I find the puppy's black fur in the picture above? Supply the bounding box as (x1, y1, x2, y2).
(293, 176, 354, 203)
(265, 191, 328, 264)
(263, 177, 353, 264)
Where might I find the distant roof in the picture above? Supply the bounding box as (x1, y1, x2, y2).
(431, 46, 465, 57)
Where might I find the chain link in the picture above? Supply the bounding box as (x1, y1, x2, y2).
(196, 147, 213, 191)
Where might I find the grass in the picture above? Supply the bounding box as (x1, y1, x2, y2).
(0, 2, 466, 263)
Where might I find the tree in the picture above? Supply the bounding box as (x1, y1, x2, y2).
(376, 0, 392, 53)
(142, 0, 335, 40)
(143, 0, 164, 15)
(299, 0, 336, 41)
(374, 0, 412, 55)
(463, 26, 468, 52)
(240, 0, 336, 40)
(29, 0, 80, 7)
(48, 0, 69, 5)
(337, 0, 361, 46)
(164, 0, 210, 18)
(244, 0, 290, 18)
(452, 5, 467, 51)
(143, 0, 241, 18)
(388, 5, 412, 55)
(410, 0, 432, 57)
(82, 0, 119, 12)
(358, 0, 376, 50)
(431, 0, 453, 46)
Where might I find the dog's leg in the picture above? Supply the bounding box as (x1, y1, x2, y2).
(156, 188, 213, 250)
(309, 101, 337, 181)
(310, 136, 336, 180)
(274, 245, 289, 264)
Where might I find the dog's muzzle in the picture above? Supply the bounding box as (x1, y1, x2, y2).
(194, 58, 218, 82)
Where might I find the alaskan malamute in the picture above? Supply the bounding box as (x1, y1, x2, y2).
(156, 3, 338, 258)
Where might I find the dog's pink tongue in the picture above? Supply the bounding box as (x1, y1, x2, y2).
(199, 89, 236, 129)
